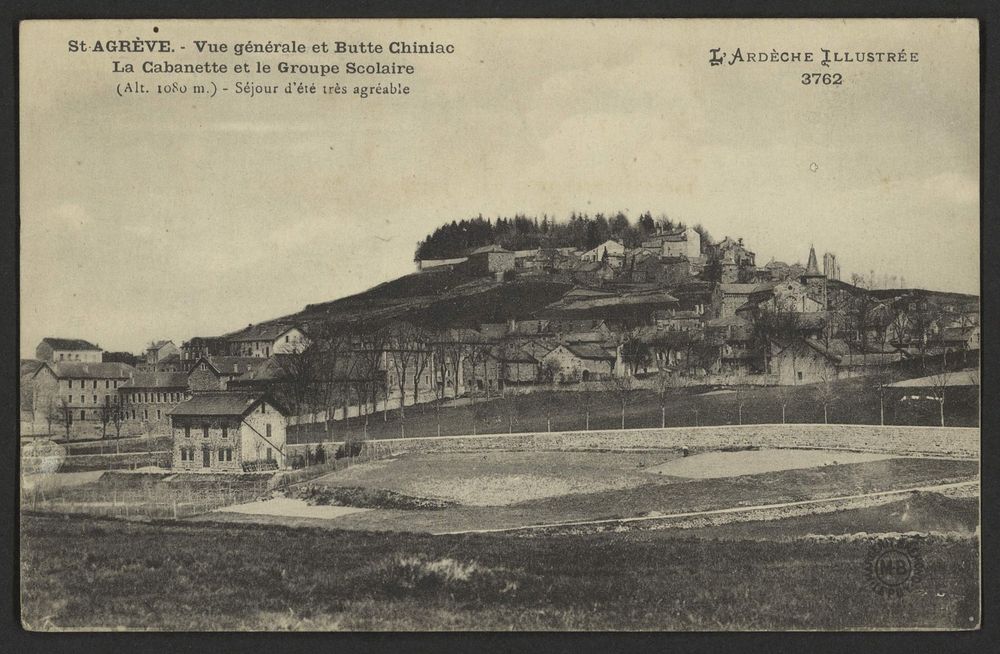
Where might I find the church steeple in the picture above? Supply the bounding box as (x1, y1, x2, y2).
(805, 244, 820, 276)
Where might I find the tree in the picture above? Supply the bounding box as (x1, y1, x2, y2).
(774, 384, 793, 424)
(620, 334, 652, 376)
(98, 398, 113, 440)
(54, 399, 74, 441)
(814, 369, 837, 424)
(411, 327, 434, 407)
(869, 357, 898, 426)
(110, 400, 127, 448)
(386, 322, 420, 427)
(655, 369, 683, 428)
(731, 371, 752, 425)
(928, 363, 951, 427)
(603, 374, 635, 430)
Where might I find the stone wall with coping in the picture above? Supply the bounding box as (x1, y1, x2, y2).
(355, 424, 979, 459)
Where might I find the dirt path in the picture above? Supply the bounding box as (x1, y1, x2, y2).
(434, 480, 979, 536)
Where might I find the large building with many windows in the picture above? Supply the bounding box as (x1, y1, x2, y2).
(118, 372, 191, 429)
(28, 361, 134, 425)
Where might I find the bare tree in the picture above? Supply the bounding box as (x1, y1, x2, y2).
(54, 399, 74, 441)
(731, 371, 751, 425)
(655, 369, 682, 428)
(928, 362, 951, 427)
(110, 400, 127, 451)
(814, 369, 837, 424)
(603, 373, 635, 430)
(386, 322, 419, 426)
(98, 398, 113, 440)
(868, 356, 898, 426)
(410, 326, 433, 407)
(774, 384, 793, 424)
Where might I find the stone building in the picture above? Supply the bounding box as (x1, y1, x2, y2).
(118, 371, 190, 426)
(28, 361, 134, 426)
(823, 252, 841, 281)
(169, 392, 288, 472)
(35, 337, 102, 363)
(801, 245, 829, 309)
(541, 343, 617, 382)
(465, 245, 515, 278)
(180, 337, 229, 369)
(224, 323, 309, 358)
(187, 356, 262, 391)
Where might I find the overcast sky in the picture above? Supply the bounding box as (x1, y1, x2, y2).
(20, 19, 979, 356)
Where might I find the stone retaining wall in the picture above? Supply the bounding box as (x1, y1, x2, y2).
(358, 424, 979, 459)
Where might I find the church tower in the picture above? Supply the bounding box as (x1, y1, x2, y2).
(800, 245, 827, 309)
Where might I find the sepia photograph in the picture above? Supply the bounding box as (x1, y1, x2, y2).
(17, 17, 981, 632)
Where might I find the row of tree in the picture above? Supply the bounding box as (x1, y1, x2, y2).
(414, 212, 715, 260)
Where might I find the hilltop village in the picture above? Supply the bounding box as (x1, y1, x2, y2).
(20, 217, 980, 470)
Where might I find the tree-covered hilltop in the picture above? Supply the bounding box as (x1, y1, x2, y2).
(414, 212, 714, 260)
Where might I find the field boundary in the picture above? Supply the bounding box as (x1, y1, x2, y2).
(336, 424, 980, 460)
(435, 480, 980, 536)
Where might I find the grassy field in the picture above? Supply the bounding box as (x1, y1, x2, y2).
(288, 376, 979, 444)
(20, 513, 979, 630)
(233, 455, 979, 534)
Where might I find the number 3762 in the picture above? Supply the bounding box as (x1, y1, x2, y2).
(802, 73, 843, 85)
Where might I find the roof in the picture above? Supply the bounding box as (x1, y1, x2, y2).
(224, 323, 299, 342)
(718, 283, 760, 294)
(120, 372, 189, 389)
(36, 361, 134, 380)
(191, 356, 263, 375)
(563, 330, 610, 344)
(468, 244, 510, 255)
(147, 340, 174, 350)
(489, 344, 538, 364)
(563, 343, 617, 361)
(169, 392, 285, 417)
(40, 337, 100, 351)
(888, 369, 980, 388)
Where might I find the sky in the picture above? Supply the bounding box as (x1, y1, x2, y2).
(20, 19, 979, 357)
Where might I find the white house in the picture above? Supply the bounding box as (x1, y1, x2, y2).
(580, 239, 626, 263)
(224, 323, 309, 358)
(35, 337, 103, 363)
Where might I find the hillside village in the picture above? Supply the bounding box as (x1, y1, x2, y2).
(20, 217, 980, 471)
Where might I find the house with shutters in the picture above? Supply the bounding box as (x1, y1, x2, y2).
(169, 392, 288, 472)
(187, 356, 263, 391)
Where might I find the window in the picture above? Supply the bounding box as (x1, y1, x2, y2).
(156, 409, 161, 420)
(180, 448, 188, 461)
(104, 395, 110, 404)
(218, 448, 233, 462)
(266, 447, 273, 461)
(68, 379, 72, 389)
(261, 404, 266, 414)
(201, 424, 209, 438)
(285, 335, 289, 343)
(143, 409, 148, 420)
(59, 353, 64, 361)
(266, 424, 272, 439)
(131, 410, 136, 419)
(93, 395, 97, 404)
(80, 395, 85, 403)
(80, 410, 85, 420)
(93, 380, 97, 389)
(184, 426, 191, 438)
(222, 426, 228, 439)
(797, 372, 803, 381)
(67, 395, 72, 403)
(105, 380, 110, 389)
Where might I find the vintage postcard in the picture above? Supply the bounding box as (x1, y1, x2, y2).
(19, 18, 980, 631)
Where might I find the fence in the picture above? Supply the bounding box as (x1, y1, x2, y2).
(22, 474, 273, 520)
